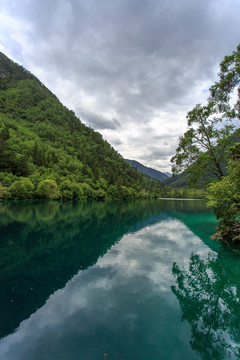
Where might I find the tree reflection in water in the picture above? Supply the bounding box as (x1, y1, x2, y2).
(172, 248, 240, 360)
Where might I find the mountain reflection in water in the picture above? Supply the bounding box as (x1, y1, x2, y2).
(0, 200, 238, 360)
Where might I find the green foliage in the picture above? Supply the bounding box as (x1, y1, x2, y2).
(0, 52, 164, 200)
(0, 184, 7, 199)
(8, 178, 34, 200)
(59, 180, 88, 200)
(207, 143, 240, 243)
(106, 184, 119, 199)
(36, 180, 60, 200)
(59, 180, 75, 200)
(171, 103, 234, 183)
(171, 44, 240, 185)
(209, 44, 240, 120)
(171, 44, 240, 243)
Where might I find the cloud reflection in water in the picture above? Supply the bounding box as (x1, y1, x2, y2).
(0, 218, 209, 360)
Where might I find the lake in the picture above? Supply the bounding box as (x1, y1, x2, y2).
(0, 199, 239, 360)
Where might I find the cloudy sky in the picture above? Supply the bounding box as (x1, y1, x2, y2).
(0, 0, 240, 171)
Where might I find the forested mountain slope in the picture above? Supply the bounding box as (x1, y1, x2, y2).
(0, 52, 163, 200)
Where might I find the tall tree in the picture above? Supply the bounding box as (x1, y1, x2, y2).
(171, 45, 240, 184)
(171, 103, 234, 182)
(209, 44, 240, 121)
(207, 143, 240, 243)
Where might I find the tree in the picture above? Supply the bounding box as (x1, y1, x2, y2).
(209, 44, 240, 121)
(59, 180, 87, 200)
(0, 184, 7, 199)
(171, 103, 235, 183)
(36, 179, 60, 200)
(8, 178, 34, 199)
(107, 184, 119, 199)
(171, 44, 240, 243)
(12, 154, 30, 177)
(207, 143, 240, 243)
(32, 141, 45, 167)
(71, 182, 84, 200)
(60, 180, 74, 200)
(0, 124, 10, 140)
(171, 44, 240, 184)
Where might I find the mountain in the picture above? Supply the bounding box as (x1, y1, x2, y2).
(0, 52, 163, 200)
(163, 170, 189, 188)
(125, 159, 169, 182)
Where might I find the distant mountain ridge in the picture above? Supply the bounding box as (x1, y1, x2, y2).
(125, 159, 169, 182)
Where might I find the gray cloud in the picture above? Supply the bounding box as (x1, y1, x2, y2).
(144, 148, 175, 161)
(1, 0, 240, 170)
(110, 137, 122, 146)
(78, 109, 121, 130)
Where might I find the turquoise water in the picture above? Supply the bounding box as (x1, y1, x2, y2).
(0, 200, 239, 360)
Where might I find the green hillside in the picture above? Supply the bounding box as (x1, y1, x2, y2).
(0, 52, 163, 200)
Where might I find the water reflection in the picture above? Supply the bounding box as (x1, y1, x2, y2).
(172, 248, 240, 359)
(0, 200, 171, 338)
(0, 199, 222, 359)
